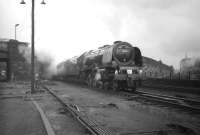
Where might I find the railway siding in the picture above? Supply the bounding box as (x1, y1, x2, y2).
(43, 86, 114, 135)
(34, 90, 91, 135)
(43, 81, 200, 135)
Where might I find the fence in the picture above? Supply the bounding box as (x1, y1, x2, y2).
(142, 72, 200, 80)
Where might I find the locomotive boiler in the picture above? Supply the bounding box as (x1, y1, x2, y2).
(56, 41, 143, 91)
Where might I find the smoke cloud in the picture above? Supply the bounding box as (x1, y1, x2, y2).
(92, 0, 200, 68)
(1, 0, 200, 70)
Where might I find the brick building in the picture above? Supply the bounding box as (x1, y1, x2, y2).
(0, 39, 30, 81)
(142, 56, 174, 79)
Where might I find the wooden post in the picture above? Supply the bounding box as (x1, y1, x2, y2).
(31, 0, 35, 93)
(188, 72, 191, 80)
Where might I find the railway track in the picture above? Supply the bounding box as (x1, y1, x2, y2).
(42, 81, 200, 135)
(57, 80, 200, 113)
(141, 83, 200, 94)
(120, 90, 200, 113)
(42, 85, 114, 135)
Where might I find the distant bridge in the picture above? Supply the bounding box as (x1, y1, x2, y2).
(0, 39, 28, 81)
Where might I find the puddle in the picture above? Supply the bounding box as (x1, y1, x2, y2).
(100, 102, 119, 109)
(5, 86, 15, 89)
(175, 94, 186, 98)
(119, 130, 169, 135)
(58, 108, 67, 114)
(167, 123, 197, 135)
(125, 97, 136, 101)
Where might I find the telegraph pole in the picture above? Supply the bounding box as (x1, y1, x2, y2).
(20, 0, 46, 93)
(31, 0, 35, 93)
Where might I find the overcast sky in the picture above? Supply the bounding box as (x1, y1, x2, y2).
(1, 0, 200, 69)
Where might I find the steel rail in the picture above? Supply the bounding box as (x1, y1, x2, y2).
(137, 90, 200, 103)
(67, 81, 200, 113)
(83, 85, 200, 112)
(142, 83, 199, 90)
(128, 90, 200, 113)
(141, 83, 200, 94)
(42, 85, 114, 135)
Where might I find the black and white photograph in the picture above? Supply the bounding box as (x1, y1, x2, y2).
(0, 0, 200, 135)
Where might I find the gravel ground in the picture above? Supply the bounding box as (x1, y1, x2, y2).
(0, 82, 89, 135)
(0, 82, 47, 135)
(36, 91, 90, 135)
(47, 81, 200, 135)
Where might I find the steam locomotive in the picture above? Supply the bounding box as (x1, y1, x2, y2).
(56, 41, 143, 91)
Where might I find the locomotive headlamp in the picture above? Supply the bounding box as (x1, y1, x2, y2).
(139, 69, 143, 74)
(20, 0, 26, 4)
(41, 0, 46, 4)
(127, 69, 132, 74)
(115, 70, 118, 74)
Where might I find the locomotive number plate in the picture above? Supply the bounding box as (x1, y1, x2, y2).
(120, 66, 139, 70)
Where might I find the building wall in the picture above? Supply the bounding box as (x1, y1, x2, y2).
(0, 40, 9, 81)
(142, 56, 174, 79)
(0, 39, 30, 81)
(8, 40, 31, 80)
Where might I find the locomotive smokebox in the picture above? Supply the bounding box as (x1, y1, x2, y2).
(113, 42, 134, 66)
